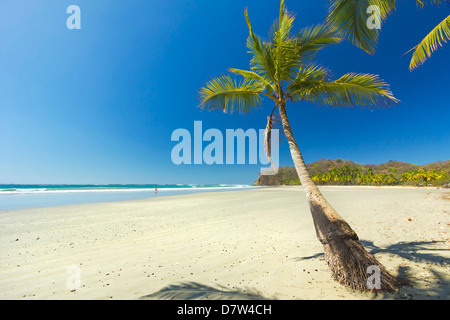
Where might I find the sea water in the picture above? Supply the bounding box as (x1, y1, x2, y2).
(0, 184, 254, 211)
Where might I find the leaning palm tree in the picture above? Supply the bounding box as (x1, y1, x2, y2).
(326, 0, 450, 70)
(199, 0, 402, 292)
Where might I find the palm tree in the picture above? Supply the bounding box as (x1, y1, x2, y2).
(199, 0, 401, 292)
(326, 0, 450, 70)
(401, 171, 412, 182)
(414, 168, 427, 181)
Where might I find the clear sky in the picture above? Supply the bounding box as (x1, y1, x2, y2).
(0, 0, 449, 185)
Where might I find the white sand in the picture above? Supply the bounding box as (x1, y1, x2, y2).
(0, 186, 448, 300)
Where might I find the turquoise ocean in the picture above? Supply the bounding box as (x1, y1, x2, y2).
(0, 184, 255, 211)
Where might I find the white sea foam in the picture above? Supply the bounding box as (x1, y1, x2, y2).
(0, 185, 255, 195)
(0, 185, 257, 211)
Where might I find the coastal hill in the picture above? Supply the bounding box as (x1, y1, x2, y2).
(254, 159, 450, 186)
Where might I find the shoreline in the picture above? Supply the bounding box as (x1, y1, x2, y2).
(0, 185, 257, 212)
(0, 187, 448, 300)
(1, 184, 444, 213)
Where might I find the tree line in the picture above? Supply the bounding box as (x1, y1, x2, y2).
(282, 165, 449, 186)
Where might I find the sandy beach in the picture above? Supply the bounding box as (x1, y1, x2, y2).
(0, 186, 448, 300)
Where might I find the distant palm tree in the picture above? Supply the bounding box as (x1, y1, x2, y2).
(199, 0, 401, 292)
(326, 0, 450, 70)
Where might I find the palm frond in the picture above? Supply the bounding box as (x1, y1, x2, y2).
(271, 0, 298, 82)
(287, 63, 332, 94)
(290, 72, 399, 108)
(264, 112, 274, 160)
(271, 0, 295, 45)
(416, 0, 450, 8)
(264, 107, 283, 170)
(228, 68, 276, 95)
(264, 107, 280, 158)
(244, 9, 277, 84)
(199, 75, 265, 114)
(326, 0, 396, 55)
(408, 14, 450, 70)
(295, 24, 342, 64)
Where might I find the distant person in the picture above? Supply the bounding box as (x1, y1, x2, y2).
(155, 187, 158, 196)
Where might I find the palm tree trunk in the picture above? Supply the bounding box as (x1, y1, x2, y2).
(277, 103, 401, 292)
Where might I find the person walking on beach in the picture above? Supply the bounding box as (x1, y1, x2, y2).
(155, 187, 158, 196)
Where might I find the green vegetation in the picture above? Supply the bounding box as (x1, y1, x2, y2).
(312, 167, 448, 186)
(325, 0, 450, 70)
(254, 159, 450, 186)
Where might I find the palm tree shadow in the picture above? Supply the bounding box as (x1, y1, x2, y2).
(294, 240, 449, 265)
(293, 240, 449, 298)
(360, 240, 450, 266)
(394, 265, 450, 299)
(140, 282, 272, 300)
(360, 240, 449, 298)
(293, 252, 323, 261)
(143, 242, 448, 299)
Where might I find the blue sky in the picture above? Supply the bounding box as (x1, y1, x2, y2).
(0, 0, 449, 184)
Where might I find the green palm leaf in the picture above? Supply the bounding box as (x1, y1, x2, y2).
(416, 0, 450, 7)
(327, 0, 449, 69)
(408, 14, 450, 70)
(295, 25, 342, 64)
(199, 75, 265, 114)
(326, 0, 396, 54)
(271, 0, 297, 82)
(287, 63, 332, 95)
(244, 9, 277, 84)
(228, 68, 276, 96)
(289, 72, 399, 108)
